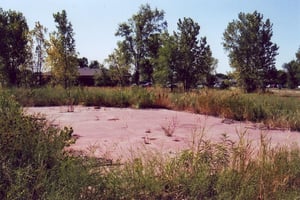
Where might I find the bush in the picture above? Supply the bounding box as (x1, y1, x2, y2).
(0, 92, 102, 199)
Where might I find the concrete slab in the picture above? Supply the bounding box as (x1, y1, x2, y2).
(25, 106, 300, 161)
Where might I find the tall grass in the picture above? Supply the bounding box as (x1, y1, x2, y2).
(6, 86, 299, 131)
(1, 90, 300, 199)
(97, 131, 300, 199)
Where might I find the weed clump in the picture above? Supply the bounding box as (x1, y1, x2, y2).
(161, 116, 178, 137)
(0, 92, 102, 199)
(98, 131, 300, 199)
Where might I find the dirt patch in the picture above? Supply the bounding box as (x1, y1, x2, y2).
(25, 106, 300, 162)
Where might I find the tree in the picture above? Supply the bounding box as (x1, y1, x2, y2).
(105, 43, 131, 86)
(46, 10, 78, 88)
(175, 17, 215, 91)
(223, 11, 279, 92)
(197, 37, 218, 87)
(77, 57, 88, 68)
(283, 61, 299, 89)
(276, 69, 287, 87)
(115, 4, 167, 84)
(30, 21, 48, 85)
(283, 48, 300, 89)
(0, 8, 30, 86)
(94, 64, 112, 86)
(89, 60, 100, 69)
(154, 33, 179, 90)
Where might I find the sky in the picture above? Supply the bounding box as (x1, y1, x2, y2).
(1, 0, 300, 73)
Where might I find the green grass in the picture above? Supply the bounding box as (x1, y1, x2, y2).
(6, 86, 300, 130)
(95, 131, 300, 199)
(0, 92, 103, 199)
(1, 90, 300, 199)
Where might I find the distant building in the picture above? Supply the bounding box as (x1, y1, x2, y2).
(77, 67, 101, 86)
(42, 67, 101, 86)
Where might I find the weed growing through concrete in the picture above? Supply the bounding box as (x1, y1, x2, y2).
(161, 116, 179, 137)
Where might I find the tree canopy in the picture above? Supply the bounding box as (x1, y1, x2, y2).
(283, 48, 300, 89)
(154, 33, 178, 90)
(2, 5, 298, 92)
(30, 21, 48, 85)
(0, 8, 29, 86)
(155, 17, 216, 91)
(223, 11, 279, 92)
(115, 4, 167, 84)
(105, 43, 131, 86)
(46, 10, 78, 88)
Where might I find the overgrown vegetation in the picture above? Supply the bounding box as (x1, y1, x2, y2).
(7, 86, 300, 131)
(1, 3, 299, 199)
(0, 92, 102, 199)
(97, 132, 300, 199)
(1, 91, 300, 199)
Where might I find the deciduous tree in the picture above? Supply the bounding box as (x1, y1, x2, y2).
(223, 11, 279, 92)
(115, 4, 167, 84)
(94, 64, 112, 86)
(89, 60, 100, 69)
(175, 17, 215, 91)
(105, 43, 131, 86)
(30, 21, 48, 85)
(46, 10, 78, 88)
(0, 8, 30, 86)
(154, 33, 178, 90)
(78, 57, 88, 68)
(283, 48, 300, 89)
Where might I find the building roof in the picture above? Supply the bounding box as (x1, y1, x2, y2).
(77, 67, 101, 76)
(43, 67, 101, 77)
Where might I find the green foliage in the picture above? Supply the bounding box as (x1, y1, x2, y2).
(46, 10, 78, 89)
(0, 8, 30, 86)
(155, 33, 179, 90)
(81, 87, 130, 107)
(10, 86, 69, 106)
(175, 17, 216, 91)
(98, 132, 300, 199)
(105, 44, 132, 87)
(115, 4, 167, 84)
(30, 21, 48, 86)
(1, 88, 300, 198)
(0, 91, 102, 199)
(6, 86, 300, 131)
(77, 56, 88, 68)
(283, 48, 300, 89)
(223, 11, 279, 92)
(93, 64, 119, 87)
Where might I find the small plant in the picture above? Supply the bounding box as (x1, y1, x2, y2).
(161, 116, 178, 137)
(67, 97, 75, 112)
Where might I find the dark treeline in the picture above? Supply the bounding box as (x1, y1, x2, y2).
(0, 5, 299, 92)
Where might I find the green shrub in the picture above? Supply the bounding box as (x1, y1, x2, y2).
(0, 92, 102, 199)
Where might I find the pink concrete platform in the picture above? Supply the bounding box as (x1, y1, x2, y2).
(25, 106, 300, 161)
